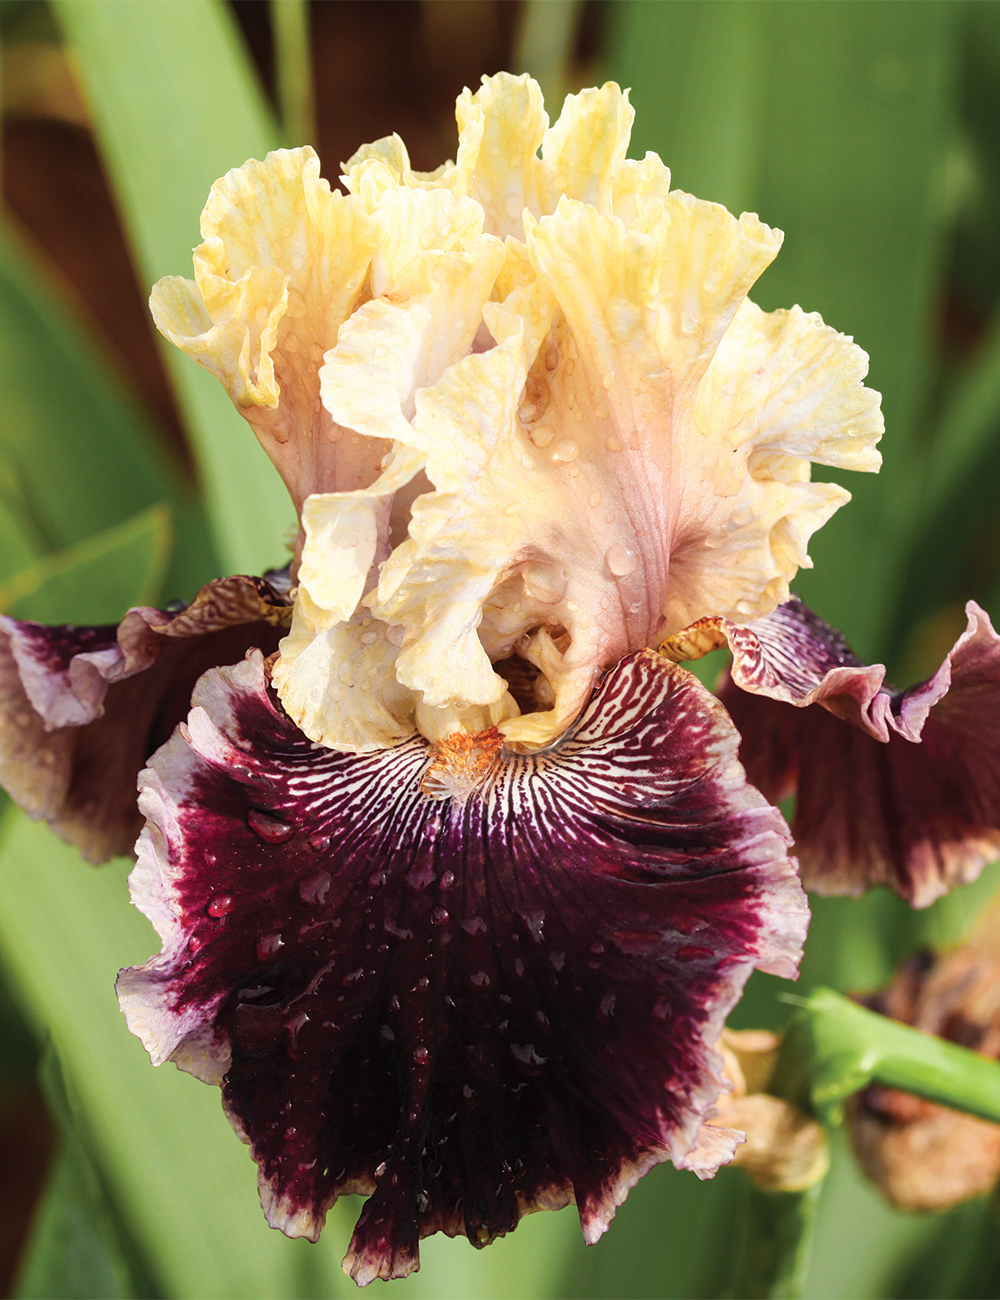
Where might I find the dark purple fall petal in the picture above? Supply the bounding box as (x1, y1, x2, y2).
(118, 649, 806, 1284)
(0, 574, 290, 862)
(713, 599, 1000, 906)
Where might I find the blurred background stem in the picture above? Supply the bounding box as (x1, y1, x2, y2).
(723, 1182, 824, 1300)
(271, 0, 314, 147)
(513, 0, 583, 108)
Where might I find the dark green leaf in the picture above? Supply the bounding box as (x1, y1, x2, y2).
(13, 1041, 154, 1300)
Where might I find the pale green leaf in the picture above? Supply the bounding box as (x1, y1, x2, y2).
(0, 216, 214, 598)
(0, 504, 172, 625)
(55, 0, 296, 575)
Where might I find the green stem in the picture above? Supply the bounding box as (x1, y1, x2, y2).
(723, 1181, 823, 1300)
(270, 0, 314, 146)
(775, 987, 1000, 1127)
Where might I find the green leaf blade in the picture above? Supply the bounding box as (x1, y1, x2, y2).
(55, 0, 296, 576)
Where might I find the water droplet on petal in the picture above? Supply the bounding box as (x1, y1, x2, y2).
(461, 916, 487, 936)
(413, 1045, 430, 1065)
(440, 871, 456, 891)
(207, 893, 234, 918)
(257, 933, 284, 960)
(470, 971, 490, 988)
(431, 907, 450, 926)
(307, 831, 331, 852)
(522, 561, 567, 605)
(552, 439, 579, 463)
(510, 1043, 547, 1071)
(599, 992, 617, 1021)
(299, 870, 331, 904)
(248, 810, 295, 843)
(654, 996, 672, 1021)
(605, 543, 639, 577)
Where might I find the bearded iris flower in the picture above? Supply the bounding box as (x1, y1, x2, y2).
(3, 74, 1000, 1283)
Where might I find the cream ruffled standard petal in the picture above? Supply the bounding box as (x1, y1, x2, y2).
(149, 148, 502, 522)
(150, 148, 382, 512)
(275, 131, 881, 751)
(270, 208, 506, 748)
(150, 74, 882, 756)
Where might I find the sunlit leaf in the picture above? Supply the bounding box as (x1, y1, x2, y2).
(0, 504, 171, 625)
(54, 0, 296, 576)
(0, 217, 214, 599)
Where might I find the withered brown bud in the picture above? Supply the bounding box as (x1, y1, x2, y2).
(849, 1086, 1000, 1211)
(848, 903, 1000, 1212)
(711, 1027, 828, 1193)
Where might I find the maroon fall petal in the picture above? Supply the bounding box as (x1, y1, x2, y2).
(0, 573, 291, 862)
(715, 599, 1000, 906)
(117, 648, 807, 1283)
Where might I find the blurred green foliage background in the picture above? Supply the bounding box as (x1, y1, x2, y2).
(0, 1, 999, 1296)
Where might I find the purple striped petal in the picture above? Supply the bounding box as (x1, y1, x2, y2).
(118, 649, 806, 1282)
(0, 574, 290, 862)
(712, 599, 1000, 906)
